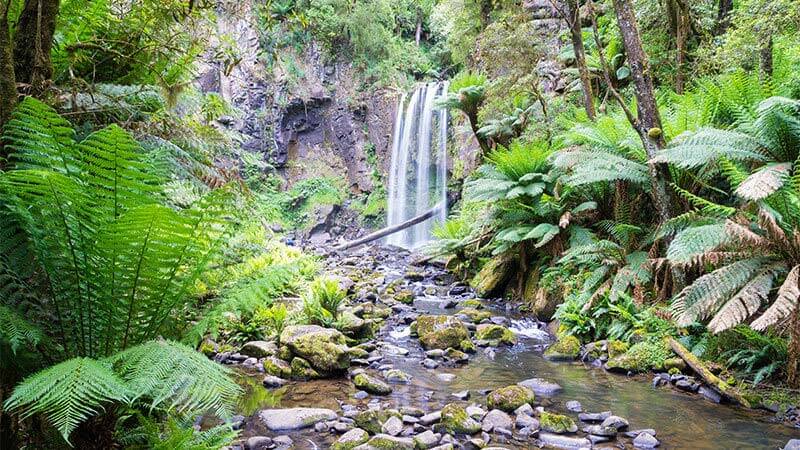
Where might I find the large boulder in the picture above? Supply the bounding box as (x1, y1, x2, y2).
(605, 341, 671, 373)
(263, 356, 292, 378)
(486, 385, 535, 412)
(523, 270, 561, 321)
(471, 254, 514, 297)
(441, 403, 482, 434)
(280, 325, 350, 373)
(258, 408, 338, 431)
(415, 315, 471, 351)
(240, 340, 278, 358)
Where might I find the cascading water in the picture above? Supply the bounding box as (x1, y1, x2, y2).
(386, 82, 450, 248)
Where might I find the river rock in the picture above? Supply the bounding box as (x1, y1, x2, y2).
(332, 428, 370, 450)
(273, 435, 293, 449)
(355, 410, 401, 434)
(471, 253, 514, 297)
(633, 432, 661, 448)
(441, 403, 482, 434)
(475, 324, 516, 345)
(356, 434, 415, 450)
(382, 415, 404, 436)
(354, 373, 392, 395)
(458, 308, 492, 324)
(486, 385, 536, 412)
(384, 369, 412, 383)
(517, 378, 563, 396)
(291, 357, 321, 378)
(543, 335, 581, 361)
(624, 429, 657, 438)
(481, 409, 513, 432)
(466, 405, 486, 420)
(263, 356, 292, 378)
(262, 375, 287, 387)
(245, 436, 273, 450)
(419, 411, 442, 426)
(280, 325, 350, 373)
(538, 432, 591, 449)
(240, 341, 278, 358)
(415, 315, 471, 350)
(584, 424, 617, 437)
(784, 439, 800, 450)
(413, 430, 440, 449)
(578, 411, 612, 422)
(259, 408, 338, 431)
(539, 412, 577, 433)
(601, 415, 629, 430)
(514, 403, 534, 416)
(515, 414, 539, 430)
(565, 400, 582, 412)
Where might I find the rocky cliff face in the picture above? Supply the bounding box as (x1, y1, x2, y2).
(196, 1, 397, 197)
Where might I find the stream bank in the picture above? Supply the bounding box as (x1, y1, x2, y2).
(209, 244, 799, 449)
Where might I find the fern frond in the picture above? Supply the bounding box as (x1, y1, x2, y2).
(3, 97, 78, 174)
(553, 150, 650, 186)
(653, 128, 769, 169)
(708, 270, 776, 333)
(0, 305, 44, 354)
(752, 264, 800, 331)
(735, 163, 791, 201)
(3, 357, 130, 443)
(672, 258, 768, 326)
(671, 183, 736, 217)
(107, 340, 241, 418)
(666, 223, 728, 265)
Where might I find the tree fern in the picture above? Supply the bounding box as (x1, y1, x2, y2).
(3, 358, 131, 443)
(707, 270, 776, 333)
(666, 223, 728, 265)
(751, 265, 800, 331)
(653, 128, 768, 169)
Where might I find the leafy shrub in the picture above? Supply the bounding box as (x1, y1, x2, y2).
(302, 277, 346, 327)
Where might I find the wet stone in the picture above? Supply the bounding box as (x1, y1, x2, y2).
(245, 436, 272, 450)
(565, 400, 582, 412)
(601, 415, 629, 430)
(578, 411, 612, 422)
(633, 432, 661, 448)
(452, 390, 470, 400)
(382, 415, 404, 436)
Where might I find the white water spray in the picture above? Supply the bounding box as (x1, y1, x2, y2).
(386, 82, 450, 248)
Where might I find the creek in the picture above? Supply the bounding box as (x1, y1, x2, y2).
(223, 245, 799, 449)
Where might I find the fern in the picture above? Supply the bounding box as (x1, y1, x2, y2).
(653, 128, 769, 169)
(108, 341, 241, 418)
(3, 358, 131, 442)
(666, 223, 728, 265)
(0, 305, 44, 354)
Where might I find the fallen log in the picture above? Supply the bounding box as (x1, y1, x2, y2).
(333, 204, 443, 251)
(667, 337, 752, 408)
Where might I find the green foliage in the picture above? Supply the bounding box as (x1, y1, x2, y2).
(120, 414, 237, 450)
(0, 304, 43, 355)
(720, 327, 787, 385)
(302, 277, 346, 326)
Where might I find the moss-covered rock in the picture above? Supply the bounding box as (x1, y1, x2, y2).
(240, 340, 278, 358)
(263, 356, 292, 378)
(416, 315, 470, 350)
(394, 290, 415, 305)
(539, 411, 577, 434)
(607, 340, 629, 358)
(543, 335, 581, 361)
(280, 325, 350, 373)
(605, 340, 672, 373)
(460, 339, 477, 353)
(339, 311, 374, 339)
(459, 299, 484, 309)
(291, 357, 321, 379)
(354, 373, 392, 395)
(444, 348, 469, 362)
(440, 403, 482, 434)
(663, 357, 687, 372)
(475, 324, 516, 345)
(471, 253, 514, 298)
(363, 434, 415, 449)
(458, 308, 491, 324)
(332, 428, 369, 450)
(348, 346, 370, 359)
(199, 339, 218, 357)
(486, 385, 535, 412)
(384, 369, 411, 383)
(354, 409, 400, 435)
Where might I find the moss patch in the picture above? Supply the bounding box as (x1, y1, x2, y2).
(486, 385, 535, 412)
(539, 411, 577, 433)
(441, 403, 482, 434)
(606, 340, 673, 373)
(544, 335, 581, 361)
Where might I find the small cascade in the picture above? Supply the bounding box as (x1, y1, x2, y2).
(386, 82, 450, 248)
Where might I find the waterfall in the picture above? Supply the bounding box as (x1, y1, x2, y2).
(386, 82, 449, 249)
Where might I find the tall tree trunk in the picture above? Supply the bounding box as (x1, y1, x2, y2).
(611, 0, 673, 225)
(673, 0, 690, 94)
(415, 14, 422, 46)
(563, 0, 596, 119)
(0, 0, 16, 132)
(12, 0, 60, 96)
(759, 36, 774, 81)
(714, 0, 733, 35)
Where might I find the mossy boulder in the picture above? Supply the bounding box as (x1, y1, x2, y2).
(384, 369, 411, 383)
(471, 253, 514, 297)
(280, 325, 350, 373)
(394, 290, 415, 305)
(475, 324, 516, 345)
(348, 346, 370, 359)
(332, 428, 369, 450)
(539, 412, 577, 434)
(663, 357, 687, 372)
(607, 340, 629, 358)
(544, 335, 581, 361)
(460, 339, 477, 353)
(354, 409, 401, 435)
(263, 356, 292, 378)
(605, 341, 672, 373)
(362, 434, 415, 449)
(459, 299, 484, 309)
(486, 385, 535, 412)
(354, 373, 392, 395)
(416, 315, 470, 350)
(440, 403, 482, 434)
(240, 340, 278, 358)
(524, 275, 561, 321)
(339, 311, 374, 339)
(458, 308, 492, 324)
(444, 347, 469, 362)
(291, 357, 321, 379)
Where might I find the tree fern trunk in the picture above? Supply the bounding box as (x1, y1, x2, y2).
(12, 0, 60, 96)
(789, 304, 800, 388)
(0, 1, 15, 134)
